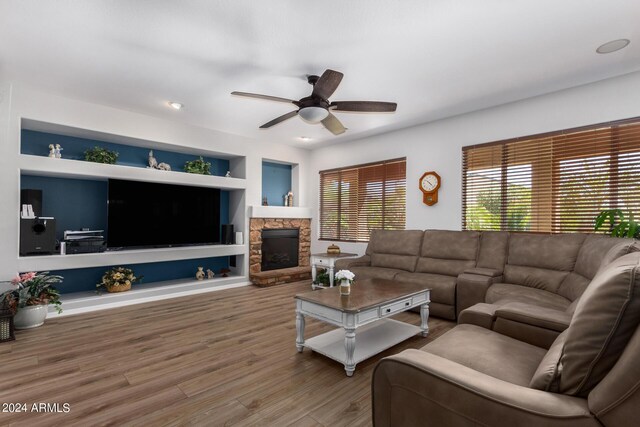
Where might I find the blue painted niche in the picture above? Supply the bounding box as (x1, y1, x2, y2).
(52, 256, 230, 293)
(262, 161, 292, 206)
(21, 130, 230, 177)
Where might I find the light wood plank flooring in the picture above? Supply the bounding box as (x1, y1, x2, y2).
(0, 281, 454, 426)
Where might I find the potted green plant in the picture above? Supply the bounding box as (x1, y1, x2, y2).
(1, 272, 63, 329)
(594, 209, 639, 239)
(315, 268, 331, 286)
(183, 156, 212, 175)
(97, 267, 142, 293)
(84, 146, 119, 164)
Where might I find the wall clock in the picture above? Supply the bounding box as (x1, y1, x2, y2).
(419, 171, 441, 206)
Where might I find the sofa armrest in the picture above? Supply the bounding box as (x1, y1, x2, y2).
(373, 350, 598, 427)
(455, 273, 502, 317)
(495, 302, 571, 332)
(334, 255, 370, 270)
(463, 267, 502, 277)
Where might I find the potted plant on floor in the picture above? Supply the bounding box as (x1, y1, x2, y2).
(97, 266, 142, 293)
(0, 272, 63, 329)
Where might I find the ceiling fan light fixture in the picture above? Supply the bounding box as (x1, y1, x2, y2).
(168, 101, 184, 110)
(298, 106, 329, 123)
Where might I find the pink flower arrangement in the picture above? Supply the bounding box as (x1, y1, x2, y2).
(11, 272, 37, 285)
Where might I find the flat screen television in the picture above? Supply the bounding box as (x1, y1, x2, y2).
(107, 179, 221, 248)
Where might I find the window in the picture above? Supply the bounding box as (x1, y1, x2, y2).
(320, 158, 406, 242)
(462, 117, 640, 233)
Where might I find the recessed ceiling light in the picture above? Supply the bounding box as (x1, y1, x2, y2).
(596, 39, 630, 54)
(299, 136, 312, 142)
(168, 101, 184, 110)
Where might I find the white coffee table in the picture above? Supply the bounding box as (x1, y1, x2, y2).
(295, 278, 430, 376)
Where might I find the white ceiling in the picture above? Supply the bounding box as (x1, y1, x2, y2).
(1, 0, 639, 148)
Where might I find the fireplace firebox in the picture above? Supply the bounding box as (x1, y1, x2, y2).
(261, 228, 299, 271)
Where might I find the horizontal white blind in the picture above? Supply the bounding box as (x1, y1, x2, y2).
(462, 118, 640, 233)
(320, 158, 406, 242)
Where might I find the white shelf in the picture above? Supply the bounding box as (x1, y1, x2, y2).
(304, 319, 422, 366)
(249, 205, 312, 219)
(49, 275, 250, 317)
(18, 244, 246, 271)
(19, 155, 246, 190)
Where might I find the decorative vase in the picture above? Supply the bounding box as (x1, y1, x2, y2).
(13, 305, 48, 330)
(340, 280, 351, 295)
(196, 267, 205, 281)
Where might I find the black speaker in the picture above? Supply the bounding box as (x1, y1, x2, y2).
(221, 224, 234, 245)
(21, 189, 43, 217)
(20, 218, 57, 256)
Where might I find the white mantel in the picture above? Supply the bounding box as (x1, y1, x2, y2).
(249, 205, 312, 219)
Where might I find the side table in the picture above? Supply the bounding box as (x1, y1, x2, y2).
(310, 252, 358, 290)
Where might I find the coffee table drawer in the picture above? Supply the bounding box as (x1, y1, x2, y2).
(380, 297, 412, 317)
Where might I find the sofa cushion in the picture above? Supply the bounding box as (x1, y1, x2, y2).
(415, 230, 479, 275)
(557, 236, 639, 302)
(560, 252, 640, 397)
(504, 234, 585, 293)
(530, 330, 567, 392)
(350, 266, 403, 281)
(476, 231, 509, 273)
(486, 283, 571, 311)
(395, 272, 456, 305)
(423, 324, 546, 386)
(368, 229, 423, 272)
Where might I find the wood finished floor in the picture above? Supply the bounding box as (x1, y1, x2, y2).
(0, 281, 454, 426)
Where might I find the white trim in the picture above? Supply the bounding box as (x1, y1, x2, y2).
(249, 205, 312, 219)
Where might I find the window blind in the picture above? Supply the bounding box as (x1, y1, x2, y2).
(320, 158, 406, 242)
(462, 117, 640, 233)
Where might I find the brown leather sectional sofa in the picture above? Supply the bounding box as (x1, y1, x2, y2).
(372, 250, 640, 426)
(335, 229, 638, 326)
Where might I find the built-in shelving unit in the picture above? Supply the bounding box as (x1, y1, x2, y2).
(50, 274, 249, 317)
(19, 154, 247, 190)
(18, 244, 246, 271)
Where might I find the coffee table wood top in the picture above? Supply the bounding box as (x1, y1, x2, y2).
(295, 278, 430, 313)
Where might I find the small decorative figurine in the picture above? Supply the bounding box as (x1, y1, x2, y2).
(284, 193, 289, 207)
(48, 144, 56, 158)
(262, 197, 268, 206)
(54, 144, 62, 159)
(148, 150, 158, 169)
(220, 268, 231, 278)
(225, 170, 231, 177)
(157, 162, 171, 171)
(206, 269, 215, 279)
(287, 191, 293, 207)
(196, 266, 205, 281)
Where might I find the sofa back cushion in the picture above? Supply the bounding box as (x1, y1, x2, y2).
(558, 236, 639, 302)
(503, 233, 586, 293)
(559, 252, 640, 397)
(476, 231, 509, 273)
(414, 230, 479, 276)
(368, 229, 424, 272)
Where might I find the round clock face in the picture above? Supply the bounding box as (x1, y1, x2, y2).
(421, 174, 439, 192)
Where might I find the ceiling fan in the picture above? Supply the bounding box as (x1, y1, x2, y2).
(231, 69, 397, 135)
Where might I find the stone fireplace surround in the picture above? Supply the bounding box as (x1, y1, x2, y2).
(249, 218, 311, 286)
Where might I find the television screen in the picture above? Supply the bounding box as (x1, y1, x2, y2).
(107, 179, 221, 248)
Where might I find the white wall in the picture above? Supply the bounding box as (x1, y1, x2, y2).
(308, 71, 640, 256)
(0, 83, 311, 280)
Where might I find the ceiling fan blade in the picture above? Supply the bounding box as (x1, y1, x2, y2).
(231, 91, 298, 105)
(330, 101, 397, 112)
(259, 110, 299, 129)
(321, 112, 347, 135)
(312, 69, 344, 100)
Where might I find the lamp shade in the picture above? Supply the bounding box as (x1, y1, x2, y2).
(298, 106, 329, 123)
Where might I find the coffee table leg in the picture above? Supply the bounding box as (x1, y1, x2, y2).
(296, 311, 305, 352)
(344, 328, 356, 376)
(420, 303, 430, 337)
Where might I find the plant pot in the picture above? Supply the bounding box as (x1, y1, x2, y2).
(13, 305, 48, 329)
(340, 280, 351, 296)
(105, 282, 131, 293)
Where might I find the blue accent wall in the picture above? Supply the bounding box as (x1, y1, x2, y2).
(21, 130, 230, 177)
(262, 161, 292, 206)
(52, 256, 230, 293)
